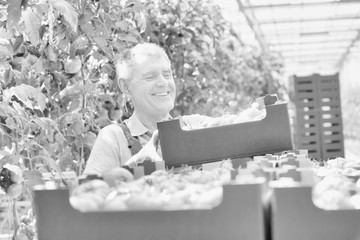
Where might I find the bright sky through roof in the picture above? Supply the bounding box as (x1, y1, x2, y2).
(215, 0, 360, 75)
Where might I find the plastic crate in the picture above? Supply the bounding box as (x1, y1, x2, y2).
(34, 183, 267, 240)
(291, 74, 344, 160)
(158, 95, 293, 167)
(272, 186, 360, 240)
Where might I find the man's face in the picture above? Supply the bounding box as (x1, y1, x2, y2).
(128, 54, 176, 118)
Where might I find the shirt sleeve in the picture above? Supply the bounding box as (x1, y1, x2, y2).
(82, 124, 127, 176)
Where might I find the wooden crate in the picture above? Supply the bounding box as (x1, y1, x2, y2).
(291, 74, 344, 160)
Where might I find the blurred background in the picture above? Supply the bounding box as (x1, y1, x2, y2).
(216, 0, 360, 160)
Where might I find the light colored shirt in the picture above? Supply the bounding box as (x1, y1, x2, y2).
(83, 114, 213, 175)
(83, 114, 151, 175)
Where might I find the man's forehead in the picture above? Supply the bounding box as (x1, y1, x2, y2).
(133, 53, 169, 64)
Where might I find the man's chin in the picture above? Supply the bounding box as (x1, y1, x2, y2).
(154, 105, 173, 116)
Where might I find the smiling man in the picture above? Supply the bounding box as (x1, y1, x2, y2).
(83, 43, 178, 175)
(121, 44, 176, 131)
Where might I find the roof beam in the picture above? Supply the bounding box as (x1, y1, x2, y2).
(282, 53, 343, 59)
(261, 28, 360, 37)
(235, 0, 269, 53)
(242, 0, 360, 10)
(267, 38, 355, 45)
(282, 54, 343, 60)
(258, 16, 360, 25)
(337, 30, 360, 69)
(280, 48, 346, 54)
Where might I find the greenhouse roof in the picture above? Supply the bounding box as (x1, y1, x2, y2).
(217, 0, 360, 76)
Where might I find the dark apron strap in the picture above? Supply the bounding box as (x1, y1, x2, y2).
(119, 123, 142, 156)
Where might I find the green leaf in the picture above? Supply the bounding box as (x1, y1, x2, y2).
(0, 150, 10, 159)
(120, 33, 138, 43)
(101, 63, 115, 77)
(0, 155, 20, 168)
(58, 37, 70, 52)
(83, 82, 97, 94)
(115, 21, 131, 31)
(0, 134, 12, 150)
(70, 34, 89, 56)
(49, 0, 78, 32)
(100, 0, 110, 12)
(135, 11, 147, 34)
(6, 0, 22, 30)
(31, 117, 66, 142)
(125, 0, 142, 12)
(22, 7, 41, 46)
(79, 10, 94, 35)
(68, 96, 81, 112)
(83, 132, 96, 147)
(23, 169, 44, 189)
(31, 56, 45, 73)
(0, 38, 13, 61)
(0, 102, 17, 117)
(0, 28, 13, 39)
(64, 57, 81, 74)
(3, 84, 47, 111)
(33, 155, 63, 176)
(12, 34, 24, 54)
(44, 44, 58, 62)
(93, 36, 108, 48)
(58, 147, 72, 171)
(11, 101, 28, 117)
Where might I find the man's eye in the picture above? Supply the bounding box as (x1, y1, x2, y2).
(163, 72, 172, 78)
(144, 75, 155, 80)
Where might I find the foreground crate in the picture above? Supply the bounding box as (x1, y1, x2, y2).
(272, 186, 360, 240)
(34, 183, 267, 240)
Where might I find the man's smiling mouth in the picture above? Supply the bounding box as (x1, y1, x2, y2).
(152, 92, 170, 97)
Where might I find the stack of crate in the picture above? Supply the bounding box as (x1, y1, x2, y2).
(290, 73, 344, 160)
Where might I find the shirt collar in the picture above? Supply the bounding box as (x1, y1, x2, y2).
(123, 114, 149, 137)
(124, 114, 173, 137)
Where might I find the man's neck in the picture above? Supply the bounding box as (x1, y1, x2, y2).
(133, 111, 169, 131)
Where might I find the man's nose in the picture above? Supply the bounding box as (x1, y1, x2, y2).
(156, 74, 168, 86)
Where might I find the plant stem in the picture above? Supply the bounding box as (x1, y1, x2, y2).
(79, 144, 84, 176)
(11, 199, 19, 240)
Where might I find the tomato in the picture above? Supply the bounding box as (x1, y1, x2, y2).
(102, 167, 134, 187)
(2, 163, 23, 184)
(70, 196, 100, 212)
(6, 183, 23, 199)
(103, 195, 128, 211)
(9, 170, 23, 184)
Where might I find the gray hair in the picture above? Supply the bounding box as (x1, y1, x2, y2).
(116, 43, 170, 91)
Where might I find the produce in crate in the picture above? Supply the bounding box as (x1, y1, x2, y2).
(102, 167, 134, 187)
(311, 157, 360, 210)
(70, 179, 111, 211)
(181, 102, 266, 130)
(70, 163, 237, 211)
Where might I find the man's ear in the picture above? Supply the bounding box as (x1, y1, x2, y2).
(118, 79, 130, 95)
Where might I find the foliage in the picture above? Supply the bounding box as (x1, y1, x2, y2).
(0, 0, 147, 178)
